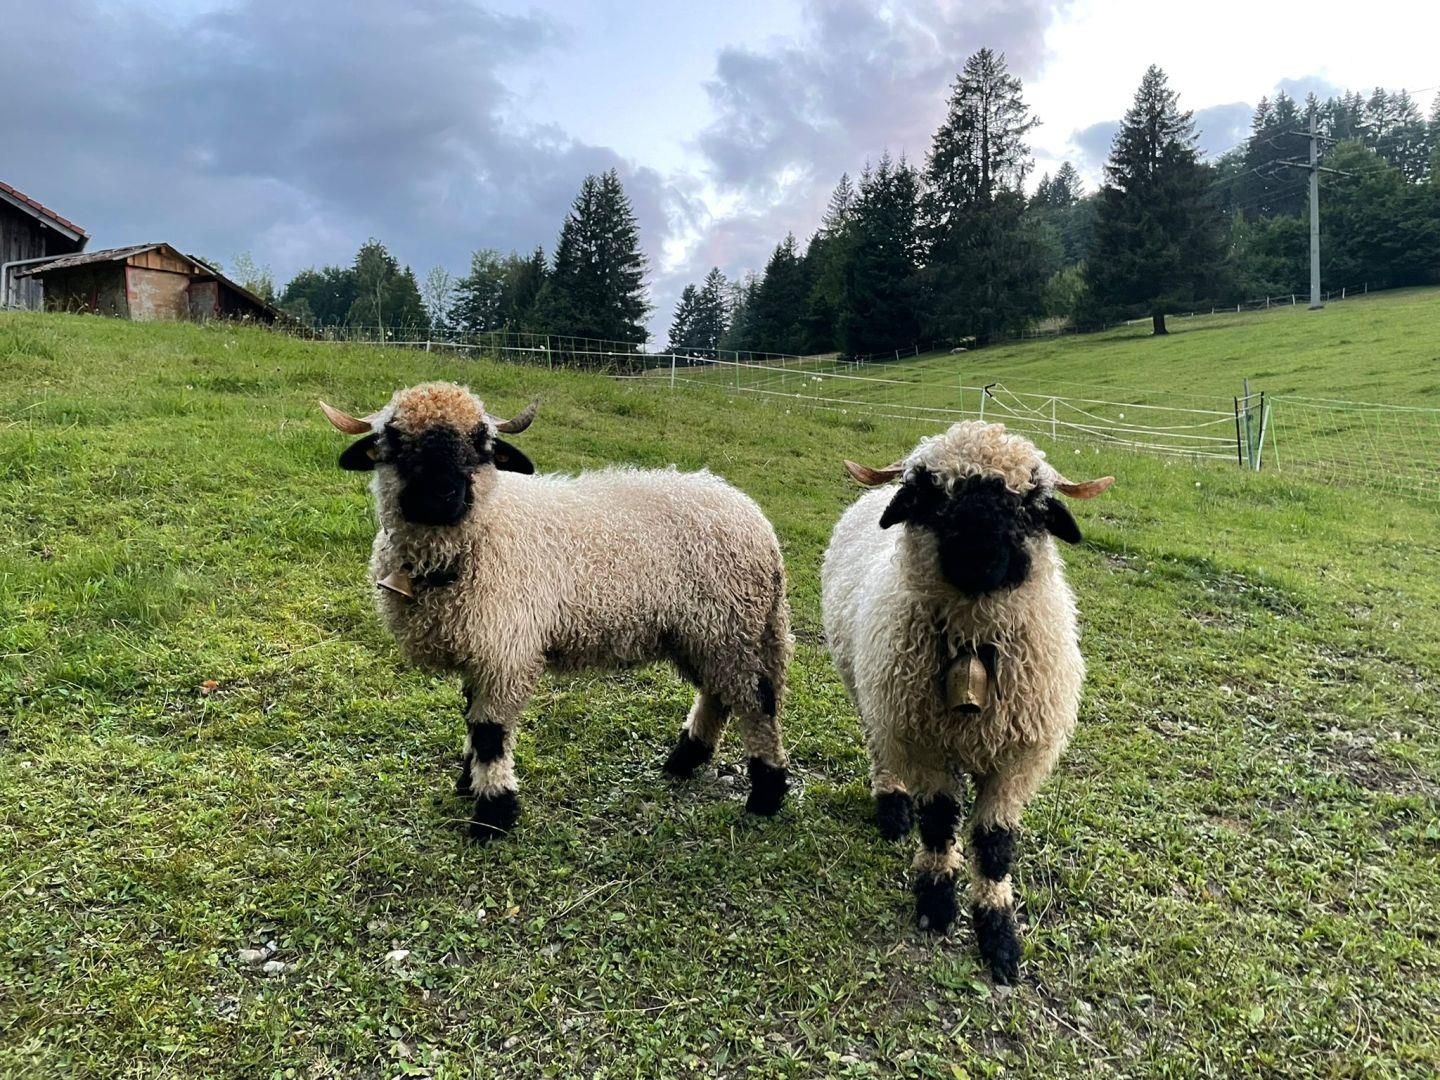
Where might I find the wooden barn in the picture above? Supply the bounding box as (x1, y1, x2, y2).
(1, 179, 89, 309)
(17, 243, 285, 324)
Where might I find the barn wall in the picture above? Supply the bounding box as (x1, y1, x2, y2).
(42, 266, 128, 316)
(1, 202, 47, 309)
(188, 280, 220, 321)
(126, 266, 191, 320)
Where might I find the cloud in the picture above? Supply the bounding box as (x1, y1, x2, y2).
(0, 0, 695, 333)
(1275, 74, 1346, 104)
(1192, 102, 1253, 159)
(654, 0, 1070, 328)
(1069, 119, 1121, 174)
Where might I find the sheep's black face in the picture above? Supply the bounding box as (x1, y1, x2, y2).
(391, 424, 485, 526)
(338, 421, 535, 527)
(880, 468, 1082, 596)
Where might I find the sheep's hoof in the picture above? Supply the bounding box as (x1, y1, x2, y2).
(875, 790, 914, 840)
(745, 758, 788, 816)
(663, 731, 714, 779)
(914, 874, 958, 934)
(455, 756, 475, 797)
(469, 790, 520, 843)
(973, 905, 1021, 985)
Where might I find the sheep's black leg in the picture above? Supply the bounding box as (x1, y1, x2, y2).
(736, 675, 789, 815)
(913, 791, 962, 933)
(461, 682, 524, 843)
(969, 767, 1037, 985)
(664, 691, 728, 779)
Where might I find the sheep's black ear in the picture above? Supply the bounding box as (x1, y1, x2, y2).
(492, 438, 534, 475)
(1043, 496, 1083, 544)
(339, 434, 379, 471)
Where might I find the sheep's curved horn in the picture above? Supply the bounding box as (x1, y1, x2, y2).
(844, 460, 905, 487)
(1054, 475, 1115, 499)
(493, 400, 539, 434)
(319, 400, 376, 435)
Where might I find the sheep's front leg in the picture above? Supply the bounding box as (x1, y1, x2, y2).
(867, 726, 915, 840)
(967, 750, 1057, 984)
(463, 677, 532, 843)
(912, 785, 963, 933)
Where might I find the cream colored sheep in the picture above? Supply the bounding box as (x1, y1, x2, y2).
(821, 420, 1112, 983)
(321, 382, 791, 842)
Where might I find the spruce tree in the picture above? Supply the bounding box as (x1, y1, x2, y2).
(837, 155, 923, 356)
(1084, 65, 1225, 335)
(799, 174, 858, 353)
(668, 285, 700, 352)
(694, 268, 730, 353)
(921, 49, 1048, 344)
(538, 170, 651, 347)
(752, 234, 810, 353)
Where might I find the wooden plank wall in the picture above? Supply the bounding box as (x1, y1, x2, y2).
(1, 202, 48, 309)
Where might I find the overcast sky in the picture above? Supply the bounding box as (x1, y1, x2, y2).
(3, 0, 1436, 339)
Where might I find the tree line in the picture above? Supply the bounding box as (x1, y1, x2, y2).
(676, 54, 1440, 351)
(274, 169, 651, 347)
(263, 56, 1440, 354)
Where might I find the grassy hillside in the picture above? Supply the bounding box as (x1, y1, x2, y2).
(691, 286, 1440, 402)
(2, 312, 1438, 1077)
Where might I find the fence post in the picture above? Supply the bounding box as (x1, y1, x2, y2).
(1254, 393, 1268, 471)
(1233, 397, 1244, 468)
(669, 350, 677, 389)
(1341, 287, 1346, 300)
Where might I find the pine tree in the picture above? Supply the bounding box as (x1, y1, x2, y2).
(922, 48, 1038, 232)
(693, 268, 730, 353)
(751, 234, 810, 353)
(668, 284, 701, 352)
(538, 170, 651, 347)
(837, 155, 923, 356)
(719, 273, 761, 352)
(799, 174, 859, 352)
(1084, 65, 1225, 335)
(921, 49, 1049, 344)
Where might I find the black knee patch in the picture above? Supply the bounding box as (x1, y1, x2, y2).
(469, 789, 520, 842)
(745, 757, 788, 816)
(913, 873, 958, 933)
(469, 722, 506, 763)
(918, 793, 961, 852)
(455, 754, 475, 796)
(757, 676, 777, 718)
(663, 731, 714, 778)
(973, 904, 1021, 985)
(875, 790, 914, 840)
(972, 823, 1016, 882)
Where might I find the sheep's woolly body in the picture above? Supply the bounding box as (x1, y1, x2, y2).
(821, 420, 1092, 981)
(372, 465, 792, 751)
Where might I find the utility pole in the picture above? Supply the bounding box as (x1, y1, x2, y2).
(1269, 106, 1351, 311)
(1307, 108, 1321, 309)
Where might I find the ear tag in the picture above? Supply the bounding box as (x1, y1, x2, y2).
(377, 570, 415, 599)
(946, 647, 997, 713)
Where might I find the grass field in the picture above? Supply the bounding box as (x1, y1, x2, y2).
(660, 288, 1440, 495)
(2, 310, 1439, 1077)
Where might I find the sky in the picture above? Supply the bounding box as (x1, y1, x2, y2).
(3, 0, 1436, 340)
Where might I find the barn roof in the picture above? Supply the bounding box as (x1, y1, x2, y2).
(15, 243, 193, 275)
(19, 242, 292, 323)
(0, 180, 88, 242)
